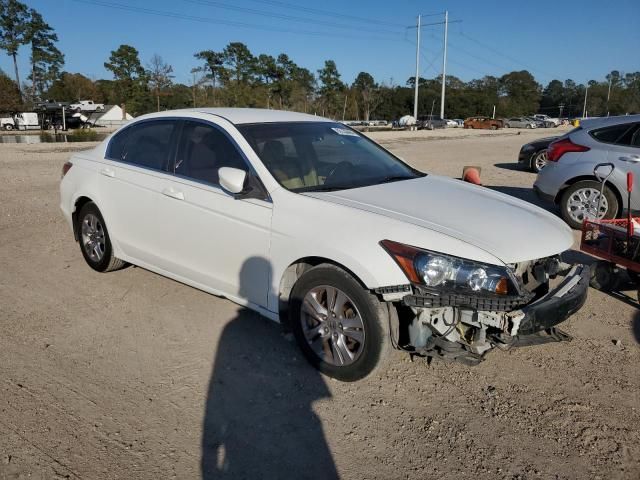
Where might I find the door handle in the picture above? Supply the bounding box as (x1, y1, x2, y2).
(100, 167, 115, 177)
(619, 156, 640, 163)
(162, 187, 184, 200)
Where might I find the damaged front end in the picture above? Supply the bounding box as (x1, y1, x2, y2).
(377, 242, 589, 365)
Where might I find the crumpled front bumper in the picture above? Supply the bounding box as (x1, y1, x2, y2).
(512, 264, 589, 335)
(399, 263, 589, 337)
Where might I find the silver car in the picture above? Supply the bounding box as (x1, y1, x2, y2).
(504, 117, 537, 129)
(534, 115, 640, 229)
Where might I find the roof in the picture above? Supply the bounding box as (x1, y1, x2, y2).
(137, 108, 331, 125)
(579, 114, 640, 130)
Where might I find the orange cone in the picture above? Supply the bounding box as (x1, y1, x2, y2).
(462, 166, 482, 185)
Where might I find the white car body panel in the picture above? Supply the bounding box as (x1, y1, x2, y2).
(61, 108, 575, 322)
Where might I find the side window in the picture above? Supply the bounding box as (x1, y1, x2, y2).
(108, 120, 176, 170)
(591, 123, 637, 147)
(631, 126, 640, 147)
(107, 128, 129, 160)
(123, 121, 176, 169)
(175, 121, 247, 186)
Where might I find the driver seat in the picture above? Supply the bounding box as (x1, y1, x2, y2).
(261, 140, 305, 189)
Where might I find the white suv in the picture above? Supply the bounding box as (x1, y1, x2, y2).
(60, 108, 589, 380)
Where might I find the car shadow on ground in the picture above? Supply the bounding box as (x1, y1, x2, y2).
(493, 162, 531, 172)
(633, 311, 640, 344)
(201, 257, 339, 480)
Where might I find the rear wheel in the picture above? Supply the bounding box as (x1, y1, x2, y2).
(491, 125, 498, 130)
(531, 149, 548, 173)
(77, 202, 127, 272)
(289, 265, 391, 382)
(560, 180, 618, 229)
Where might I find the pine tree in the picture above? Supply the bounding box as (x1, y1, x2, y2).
(0, 0, 31, 95)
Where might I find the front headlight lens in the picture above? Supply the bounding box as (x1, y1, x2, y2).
(414, 252, 509, 294)
(420, 256, 454, 286)
(380, 240, 513, 295)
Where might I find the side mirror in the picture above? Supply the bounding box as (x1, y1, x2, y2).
(218, 167, 247, 195)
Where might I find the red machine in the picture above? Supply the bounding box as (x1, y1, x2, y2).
(580, 163, 640, 298)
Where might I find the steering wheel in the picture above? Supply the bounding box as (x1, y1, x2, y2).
(324, 161, 354, 186)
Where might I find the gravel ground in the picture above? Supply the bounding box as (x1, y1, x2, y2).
(1, 127, 639, 480)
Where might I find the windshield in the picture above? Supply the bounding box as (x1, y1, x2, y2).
(237, 122, 423, 192)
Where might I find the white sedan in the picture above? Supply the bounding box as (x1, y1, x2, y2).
(60, 108, 589, 381)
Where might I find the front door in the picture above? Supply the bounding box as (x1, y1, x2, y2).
(154, 120, 273, 309)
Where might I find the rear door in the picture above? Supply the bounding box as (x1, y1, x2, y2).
(154, 119, 273, 308)
(97, 119, 179, 265)
(592, 122, 640, 210)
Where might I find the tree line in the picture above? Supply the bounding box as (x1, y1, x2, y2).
(1, 0, 639, 120)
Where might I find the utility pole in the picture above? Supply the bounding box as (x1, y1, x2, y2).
(439, 10, 448, 119)
(606, 77, 612, 117)
(342, 94, 348, 121)
(582, 85, 589, 118)
(492, 105, 496, 119)
(413, 14, 421, 121)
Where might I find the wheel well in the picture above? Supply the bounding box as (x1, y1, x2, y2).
(277, 257, 368, 324)
(556, 176, 623, 215)
(72, 196, 93, 241)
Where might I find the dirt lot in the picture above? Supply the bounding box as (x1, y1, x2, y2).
(1, 127, 639, 480)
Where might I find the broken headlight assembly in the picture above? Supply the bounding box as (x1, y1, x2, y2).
(380, 239, 518, 296)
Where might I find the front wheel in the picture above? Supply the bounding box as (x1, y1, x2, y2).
(77, 202, 127, 272)
(560, 180, 619, 229)
(4, 124, 13, 131)
(289, 265, 391, 382)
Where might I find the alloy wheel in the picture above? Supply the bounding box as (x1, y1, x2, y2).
(301, 285, 366, 366)
(566, 187, 609, 224)
(81, 213, 106, 262)
(534, 150, 547, 171)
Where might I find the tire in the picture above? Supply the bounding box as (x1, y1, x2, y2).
(590, 261, 619, 291)
(559, 180, 619, 230)
(526, 124, 532, 129)
(491, 125, 498, 130)
(627, 268, 640, 284)
(505, 124, 510, 128)
(289, 264, 391, 382)
(4, 124, 13, 131)
(530, 149, 548, 173)
(77, 202, 127, 273)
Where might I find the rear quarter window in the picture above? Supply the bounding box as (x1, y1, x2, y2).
(590, 123, 638, 147)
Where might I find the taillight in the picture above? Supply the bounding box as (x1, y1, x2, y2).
(547, 138, 590, 162)
(61, 161, 73, 178)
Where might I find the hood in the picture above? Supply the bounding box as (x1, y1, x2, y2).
(303, 175, 574, 264)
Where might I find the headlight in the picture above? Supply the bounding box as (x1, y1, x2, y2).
(380, 240, 513, 295)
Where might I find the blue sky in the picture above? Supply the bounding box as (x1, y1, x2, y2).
(2, 0, 639, 87)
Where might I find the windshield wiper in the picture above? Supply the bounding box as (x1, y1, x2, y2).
(378, 175, 417, 184)
(294, 185, 352, 193)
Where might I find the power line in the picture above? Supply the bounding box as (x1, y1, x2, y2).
(71, 0, 406, 43)
(181, 0, 406, 36)
(246, 0, 408, 28)
(456, 30, 560, 81)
